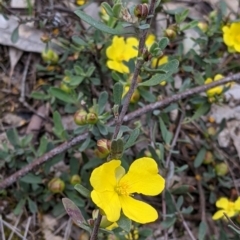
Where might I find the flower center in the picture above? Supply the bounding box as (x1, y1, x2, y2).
(115, 182, 130, 196)
(228, 201, 234, 210)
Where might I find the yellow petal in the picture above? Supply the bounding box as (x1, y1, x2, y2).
(158, 56, 168, 65)
(231, 22, 240, 32)
(146, 34, 156, 49)
(214, 74, 224, 81)
(206, 86, 223, 97)
(205, 78, 213, 84)
(120, 157, 165, 195)
(106, 222, 118, 230)
(222, 26, 230, 33)
(233, 42, 240, 52)
(126, 37, 139, 47)
(115, 166, 126, 181)
(234, 197, 240, 211)
(107, 60, 129, 73)
(90, 160, 121, 191)
(212, 210, 226, 220)
(106, 36, 125, 60)
(216, 197, 229, 209)
(91, 190, 121, 222)
(119, 195, 158, 223)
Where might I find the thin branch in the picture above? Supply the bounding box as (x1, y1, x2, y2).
(123, 73, 240, 122)
(165, 111, 185, 168)
(90, 213, 102, 240)
(172, 197, 197, 240)
(0, 73, 240, 190)
(112, 0, 157, 139)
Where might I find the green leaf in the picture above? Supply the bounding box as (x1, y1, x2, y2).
(37, 135, 48, 157)
(68, 76, 85, 86)
(11, 25, 19, 43)
(158, 59, 179, 73)
(113, 82, 123, 105)
(98, 91, 108, 114)
(112, 3, 122, 18)
(97, 123, 108, 135)
(28, 198, 38, 214)
(49, 87, 75, 104)
(117, 214, 132, 233)
(124, 128, 140, 150)
(6, 128, 20, 147)
(31, 91, 50, 100)
(138, 24, 150, 30)
(72, 36, 87, 46)
(175, 8, 189, 23)
(101, 2, 114, 17)
(185, 103, 210, 123)
(74, 65, 84, 75)
(75, 10, 130, 35)
(53, 111, 64, 135)
(74, 184, 91, 198)
(13, 198, 26, 215)
(138, 87, 156, 102)
(159, 118, 173, 144)
(139, 60, 179, 87)
(20, 173, 42, 184)
(171, 185, 194, 195)
(180, 20, 199, 31)
(194, 148, 206, 168)
(198, 221, 207, 240)
(86, 66, 96, 77)
(79, 137, 91, 152)
(161, 217, 177, 229)
(158, 37, 169, 50)
(62, 198, 86, 227)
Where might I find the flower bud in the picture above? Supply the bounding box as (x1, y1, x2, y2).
(76, 0, 87, 6)
(198, 22, 208, 32)
(86, 112, 98, 124)
(41, 49, 59, 64)
(134, 3, 149, 20)
(164, 28, 177, 40)
(209, 10, 217, 21)
(142, 48, 152, 61)
(74, 110, 88, 125)
(122, 86, 140, 103)
(48, 177, 65, 193)
(40, 33, 50, 43)
(94, 149, 107, 159)
(207, 127, 216, 136)
(215, 163, 228, 176)
(130, 89, 140, 103)
(70, 174, 81, 185)
(60, 76, 72, 93)
(203, 151, 214, 164)
(97, 139, 111, 157)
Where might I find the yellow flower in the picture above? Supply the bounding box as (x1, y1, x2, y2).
(145, 34, 156, 50)
(106, 36, 139, 73)
(205, 74, 224, 97)
(90, 157, 165, 223)
(222, 22, 240, 52)
(212, 197, 240, 220)
(151, 56, 169, 86)
(76, 0, 86, 5)
(122, 86, 140, 103)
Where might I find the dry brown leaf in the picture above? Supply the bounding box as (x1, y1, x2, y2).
(0, 15, 62, 53)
